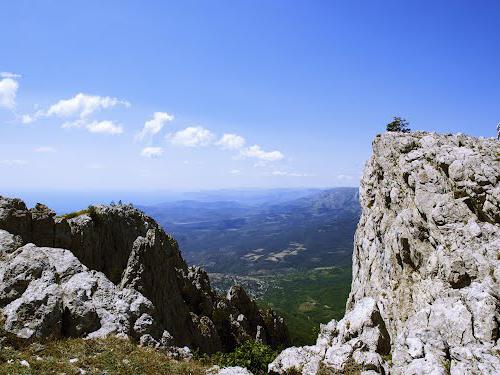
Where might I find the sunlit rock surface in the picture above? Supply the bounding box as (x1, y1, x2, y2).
(270, 132, 499, 374)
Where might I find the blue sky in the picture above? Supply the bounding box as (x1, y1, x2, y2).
(1, 0, 499, 192)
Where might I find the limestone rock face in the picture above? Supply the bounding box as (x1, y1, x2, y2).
(0, 199, 289, 353)
(270, 132, 499, 374)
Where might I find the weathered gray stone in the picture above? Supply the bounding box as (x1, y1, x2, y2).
(0, 197, 31, 242)
(0, 229, 23, 255)
(207, 366, 254, 375)
(270, 132, 500, 374)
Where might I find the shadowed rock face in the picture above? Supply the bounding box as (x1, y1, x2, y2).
(270, 132, 499, 374)
(0, 199, 289, 353)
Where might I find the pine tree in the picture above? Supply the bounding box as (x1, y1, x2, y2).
(386, 117, 410, 133)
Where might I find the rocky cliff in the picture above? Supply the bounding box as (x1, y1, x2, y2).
(0, 199, 289, 354)
(270, 132, 499, 374)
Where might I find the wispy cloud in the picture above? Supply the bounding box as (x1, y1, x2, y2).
(61, 119, 86, 129)
(216, 133, 246, 150)
(136, 112, 174, 141)
(229, 169, 241, 175)
(241, 145, 284, 162)
(85, 163, 107, 170)
(21, 110, 44, 124)
(34, 146, 56, 153)
(271, 170, 288, 176)
(337, 174, 354, 180)
(0, 159, 28, 167)
(168, 126, 215, 147)
(271, 170, 312, 177)
(141, 146, 163, 158)
(0, 72, 21, 79)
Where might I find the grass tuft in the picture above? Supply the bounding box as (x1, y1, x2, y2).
(59, 209, 91, 220)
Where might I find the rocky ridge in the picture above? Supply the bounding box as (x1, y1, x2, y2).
(270, 132, 499, 374)
(0, 199, 289, 354)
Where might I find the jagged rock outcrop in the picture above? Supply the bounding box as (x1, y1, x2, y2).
(270, 132, 499, 374)
(0, 198, 289, 353)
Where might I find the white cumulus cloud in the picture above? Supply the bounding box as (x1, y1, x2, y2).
(86, 120, 123, 135)
(141, 146, 164, 158)
(0, 75, 19, 109)
(216, 133, 246, 150)
(168, 126, 215, 147)
(47, 93, 130, 118)
(240, 145, 284, 162)
(136, 112, 174, 141)
(34, 146, 56, 153)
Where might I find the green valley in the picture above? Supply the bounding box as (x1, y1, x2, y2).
(259, 267, 352, 345)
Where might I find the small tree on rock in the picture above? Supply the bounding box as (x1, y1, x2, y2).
(386, 117, 410, 133)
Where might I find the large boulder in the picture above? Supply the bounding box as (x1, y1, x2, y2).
(270, 132, 500, 374)
(0, 244, 162, 343)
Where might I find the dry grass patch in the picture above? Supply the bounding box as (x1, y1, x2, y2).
(0, 336, 209, 375)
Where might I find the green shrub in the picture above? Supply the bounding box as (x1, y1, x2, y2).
(59, 206, 98, 220)
(386, 117, 410, 133)
(210, 341, 278, 375)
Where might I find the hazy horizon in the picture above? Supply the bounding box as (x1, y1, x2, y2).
(1, 186, 359, 213)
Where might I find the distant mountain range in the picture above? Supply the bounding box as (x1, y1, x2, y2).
(4, 188, 322, 214)
(140, 187, 360, 275)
